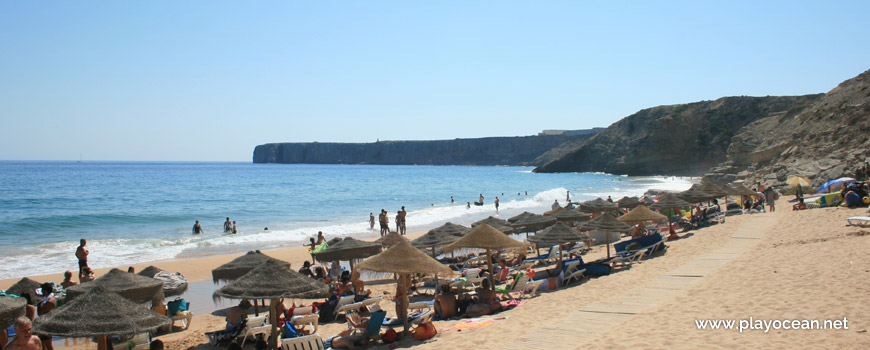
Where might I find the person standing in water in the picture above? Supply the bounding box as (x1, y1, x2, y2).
(192, 220, 204, 234)
(75, 239, 89, 278)
(369, 213, 375, 230)
(232, 221, 237, 234)
(479, 193, 484, 204)
(494, 197, 500, 212)
(223, 217, 232, 233)
(398, 206, 407, 235)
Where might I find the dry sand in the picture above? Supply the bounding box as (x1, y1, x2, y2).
(7, 199, 870, 349)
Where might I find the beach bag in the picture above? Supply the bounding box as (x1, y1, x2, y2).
(414, 321, 437, 341)
(283, 321, 299, 338)
(382, 328, 398, 343)
(167, 298, 189, 316)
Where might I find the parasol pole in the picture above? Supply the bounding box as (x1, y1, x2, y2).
(268, 298, 279, 349)
(401, 274, 411, 336)
(485, 248, 495, 292)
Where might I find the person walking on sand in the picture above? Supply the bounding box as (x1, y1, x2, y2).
(495, 197, 500, 212)
(75, 239, 89, 277)
(223, 217, 232, 233)
(192, 220, 204, 234)
(369, 212, 375, 230)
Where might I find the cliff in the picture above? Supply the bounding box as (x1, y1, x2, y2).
(253, 134, 596, 166)
(703, 69, 870, 188)
(533, 95, 822, 176)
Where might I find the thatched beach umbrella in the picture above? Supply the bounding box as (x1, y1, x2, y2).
(581, 213, 632, 259)
(411, 230, 463, 256)
(733, 184, 760, 197)
(211, 250, 288, 283)
(617, 196, 643, 209)
(445, 224, 525, 293)
(5, 278, 41, 303)
(375, 232, 409, 247)
(66, 269, 165, 305)
(313, 237, 382, 271)
(0, 296, 26, 329)
(617, 205, 668, 225)
(507, 211, 535, 223)
(699, 182, 728, 199)
(357, 240, 452, 335)
(137, 266, 189, 297)
(512, 214, 558, 235)
(528, 222, 591, 266)
(546, 207, 593, 222)
(34, 285, 170, 348)
(679, 185, 713, 204)
(649, 193, 691, 240)
(472, 216, 515, 235)
(579, 198, 618, 213)
(214, 259, 330, 348)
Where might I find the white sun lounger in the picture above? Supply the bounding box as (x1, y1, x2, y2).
(846, 216, 870, 226)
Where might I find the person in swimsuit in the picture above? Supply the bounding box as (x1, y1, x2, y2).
(398, 206, 407, 235)
(75, 238, 89, 278)
(5, 317, 42, 350)
(192, 220, 204, 234)
(232, 221, 237, 234)
(223, 217, 232, 233)
(369, 213, 375, 230)
(494, 197, 499, 212)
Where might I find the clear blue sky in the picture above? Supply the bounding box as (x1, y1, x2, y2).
(2, 1, 868, 161)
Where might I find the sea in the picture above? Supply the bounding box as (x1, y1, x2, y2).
(0, 161, 694, 280)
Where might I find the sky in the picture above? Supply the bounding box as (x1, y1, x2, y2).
(1, 1, 869, 161)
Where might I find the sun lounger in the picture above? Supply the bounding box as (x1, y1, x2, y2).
(520, 280, 545, 298)
(239, 315, 270, 348)
(332, 295, 356, 318)
(495, 272, 527, 300)
(846, 216, 870, 226)
(113, 333, 151, 350)
(291, 314, 319, 335)
(526, 245, 558, 265)
(171, 310, 193, 330)
(280, 333, 324, 350)
(407, 301, 433, 313)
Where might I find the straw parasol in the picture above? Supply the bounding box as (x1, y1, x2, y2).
(65, 268, 165, 305)
(356, 240, 452, 335)
(214, 259, 330, 348)
(0, 296, 26, 329)
(33, 285, 170, 344)
(617, 205, 668, 225)
(375, 232, 409, 247)
(649, 193, 691, 241)
(616, 196, 643, 209)
(445, 224, 525, 293)
(5, 278, 41, 303)
(511, 214, 558, 234)
(733, 184, 760, 197)
(579, 198, 618, 213)
(547, 207, 593, 222)
(679, 185, 713, 204)
(472, 216, 515, 235)
(411, 226, 467, 256)
(313, 237, 383, 271)
(528, 222, 591, 266)
(137, 266, 188, 297)
(507, 211, 535, 223)
(581, 213, 632, 259)
(211, 250, 288, 283)
(699, 182, 728, 199)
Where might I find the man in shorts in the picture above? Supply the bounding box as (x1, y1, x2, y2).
(75, 239, 89, 278)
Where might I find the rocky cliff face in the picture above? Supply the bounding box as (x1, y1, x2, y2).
(534, 95, 822, 176)
(703, 69, 870, 188)
(253, 134, 594, 166)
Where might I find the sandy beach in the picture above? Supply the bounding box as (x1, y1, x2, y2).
(6, 198, 870, 349)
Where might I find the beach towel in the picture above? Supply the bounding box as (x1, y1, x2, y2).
(443, 317, 508, 332)
(501, 300, 525, 309)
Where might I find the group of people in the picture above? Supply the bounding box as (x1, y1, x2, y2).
(2, 283, 58, 350)
(371, 207, 407, 236)
(191, 217, 238, 235)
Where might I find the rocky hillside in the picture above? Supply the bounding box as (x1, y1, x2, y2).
(253, 133, 596, 166)
(534, 95, 822, 176)
(703, 69, 870, 188)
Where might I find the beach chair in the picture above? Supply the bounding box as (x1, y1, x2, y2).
(291, 314, 319, 335)
(360, 310, 387, 340)
(113, 333, 151, 350)
(525, 245, 558, 265)
(407, 301, 433, 314)
(495, 272, 527, 300)
(171, 310, 193, 330)
(239, 315, 270, 348)
(461, 256, 487, 269)
(332, 295, 357, 318)
(846, 216, 870, 226)
(280, 333, 324, 350)
(463, 267, 481, 278)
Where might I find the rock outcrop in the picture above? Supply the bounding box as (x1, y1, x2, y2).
(534, 95, 822, 176)
(702, 69, 870, 188)
(253, 134, 596, 166)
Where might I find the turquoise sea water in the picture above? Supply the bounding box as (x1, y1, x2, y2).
(0, 161, 693, 279)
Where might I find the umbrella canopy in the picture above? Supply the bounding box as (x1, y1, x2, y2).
(33, 285, 171, 337)
(721, 184, 744, 196)
(699, 182, 728, 199)
(678, 185, 713, 203)
(528, 222, 591, 246)
(650, 193, 691, 210)
(375, 232, 409, 247)
(733, 184, 759, 196)
(507, 211, 535, 223)
(0, 296, 26, 329)
(5, 278, 41, 303)
(313, 237, 383, 263)
(545, 207, 593, 222)
(136, 266, 189, 297)
(213, 259, 329, 301)
(211, 250, 288, 283)
(579, 198, 618, 213)
(786, 175, 811, 188)
(581, 213, 633, 259)
(446, 224, 525, 294)
(472, 216, 515, 234)
(65, 269, 164, 304)
(617, 205, 668, 225)
(411, 230, 462, 250)
(817, 177, 856, 193)
(616, 196, 643, 209)
(512, 214, 558, 233)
